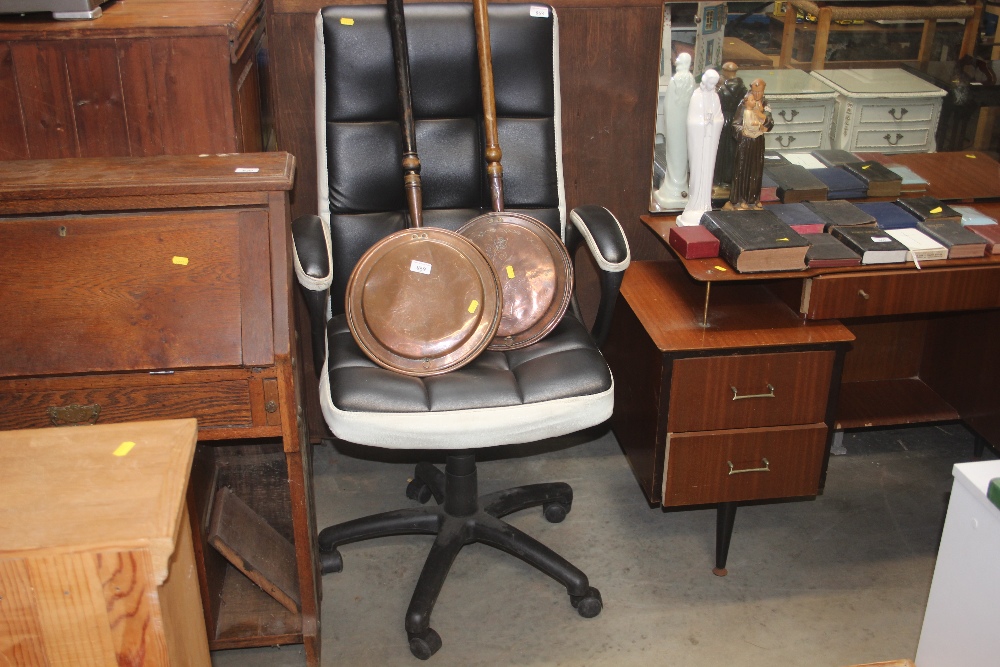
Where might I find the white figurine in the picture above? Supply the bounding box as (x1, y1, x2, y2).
(676, 68, 724, 227)
(653, 53, 695, 211)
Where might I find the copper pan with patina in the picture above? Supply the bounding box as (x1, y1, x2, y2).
(344, 0, 502, 376)
(459, 0, 573, 351)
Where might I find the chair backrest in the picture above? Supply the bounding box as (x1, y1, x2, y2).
(315, 3, 565, 312)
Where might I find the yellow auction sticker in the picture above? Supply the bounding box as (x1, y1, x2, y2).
(341, 17, 354, 25)
(113, 441, 136, 457)
(468, 300, 479, 314)
(172, 256, 189, 265)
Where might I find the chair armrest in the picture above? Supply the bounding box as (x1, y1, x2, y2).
(292, 214, 332, 376)
(565, 205, 631, 347)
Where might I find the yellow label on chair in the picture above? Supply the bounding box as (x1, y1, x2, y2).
(340, 17, 354, 25)
(113, 441, 136, 457)
(172, 256, 189, 265)
(468, 300, 479, 314)
(505, 265, 515, 279)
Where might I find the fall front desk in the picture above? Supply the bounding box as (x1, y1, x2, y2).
(604, 151, 1000, 574)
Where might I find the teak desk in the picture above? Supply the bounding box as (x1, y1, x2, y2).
(0, 154, 320, 665)
(0, 419, 210, 666)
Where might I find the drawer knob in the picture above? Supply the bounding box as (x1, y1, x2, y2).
(730, 383, 775, 401)
(858, 289, 870, 300)
(727, 458, 770, 475)
(888, 107, 908, 121)
(47, 403, 101, 426)
(775, 135, 796, 148)
(778, 109, 799, 122)
(883, 133, 903, 146)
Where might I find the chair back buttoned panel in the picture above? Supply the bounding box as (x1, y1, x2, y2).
(318, 4, 564, 314)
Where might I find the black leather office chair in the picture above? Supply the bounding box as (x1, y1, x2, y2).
(292, 3, 630, 659)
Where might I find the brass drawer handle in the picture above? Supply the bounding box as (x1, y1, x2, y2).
(727, 458, 770, 475)
(731, 383, 775, 401)
(775, 135, 796, 148)
(48, 403, 101, 426)
(858, 289, 869, 300)
(778, 109, 799, 122)
(888, 107, 908, 121)
(883, 133, 903, 146)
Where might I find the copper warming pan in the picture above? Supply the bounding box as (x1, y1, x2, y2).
(344, 0, 503, 376)
(459, 0, 573, 351)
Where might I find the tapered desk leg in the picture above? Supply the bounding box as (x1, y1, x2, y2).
(713, 501, 738, 577)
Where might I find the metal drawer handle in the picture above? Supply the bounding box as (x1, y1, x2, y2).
(888, 107, 908, 121)
(731, 383, 775, 401)
(778, 109, 799, 122)
(48, 403, 101, 426)
(727, 458, 770, 475)
(775, 135, 796, 148)
(883, 133, 903, 146)
(858, 289, 869, 300)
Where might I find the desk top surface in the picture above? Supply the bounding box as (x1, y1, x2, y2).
(0, 419, 197, 582)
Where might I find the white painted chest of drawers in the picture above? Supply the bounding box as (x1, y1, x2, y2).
(743, 68, 838, 152)
(810, 68, 946, 153)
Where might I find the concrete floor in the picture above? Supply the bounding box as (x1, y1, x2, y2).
(212, 422, 994, 667)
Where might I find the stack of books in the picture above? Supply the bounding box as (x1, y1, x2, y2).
(841, 161, 903, 198)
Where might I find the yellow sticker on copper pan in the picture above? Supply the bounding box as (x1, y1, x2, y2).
(468, 300, 479, 314)
(505, 265, 515, 279)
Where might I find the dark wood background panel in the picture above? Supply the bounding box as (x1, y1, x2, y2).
(840, 316, 927, 383)
(239, 209, 276, 366)
(117, 38, 171, 157)
(65, 40, 131, 157)
(10, 41, 80, 159)
(0, 42, 29, 160)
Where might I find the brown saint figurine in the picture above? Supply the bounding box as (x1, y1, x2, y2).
(726, 78, 773, 210)
(712, 62, 746, 197)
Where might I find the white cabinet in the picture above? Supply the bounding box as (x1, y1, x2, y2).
(810, 68, 946, 153)
(743, 68, 838, 152)
(916, 459, 1000, 667)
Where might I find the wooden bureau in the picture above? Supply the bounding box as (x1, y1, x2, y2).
(602, 260, 854, 575)
(741, 68, 838, 152)
(0, 154, 320, 665)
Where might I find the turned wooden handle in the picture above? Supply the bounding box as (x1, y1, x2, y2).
(473, 0, 504, 213)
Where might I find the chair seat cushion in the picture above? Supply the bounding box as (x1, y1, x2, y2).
(320, 312, 614, 449)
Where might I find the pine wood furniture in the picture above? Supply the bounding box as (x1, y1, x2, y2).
(0, 0, 272, 161)
(0, 153, 320, 665)
(0, 419, 210, 666)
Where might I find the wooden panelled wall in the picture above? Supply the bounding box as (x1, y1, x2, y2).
(266, 0, 673, 319)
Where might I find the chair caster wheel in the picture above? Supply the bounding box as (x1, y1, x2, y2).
(570, 586, 603, 618)
(408, 628, 442, 660)
(543, 501, 569, 523)
(406, 478, 433, 504)
(319, 548, 343, 574)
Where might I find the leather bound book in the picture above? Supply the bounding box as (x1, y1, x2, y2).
(829, 226, 908, 265)
(802, 233, 861, 268)
(760, 172, 779, 203)
(808, 167, 868, 200)
(895, 196, 962, 224)
(811, 149, 862, 167)
(916, 219, 988, 259)
(855, 201, 920, 230)
(804, 200, 876, 230)
(702, 209, 809, 273)
(969, 224, 1000, 254)
(763, 151, 791, 168)
(953, 206, 998, 227)
(769, 203, 826, 234)
(668, 224, 720, 259)
(841, 161, 903, 198)
(764, 164, 829, 203)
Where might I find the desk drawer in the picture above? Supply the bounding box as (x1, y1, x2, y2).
(771, 102, 830, 127)
(0, 377, 262, 431)
(852, 127, 932, 152)
(667, 351, 834, 432)
(802, 266, 1000, 319)
(857, 101, 937, 125)
(661, 423, 827, 506)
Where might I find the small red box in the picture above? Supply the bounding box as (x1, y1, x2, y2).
(668, 224, 720, 259)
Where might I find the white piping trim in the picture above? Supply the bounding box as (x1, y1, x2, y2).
(569, 209, 631, 273)
(319, 358, 614, 450)
(314, 10, 331, 226)
(551, 7, 567, 241)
